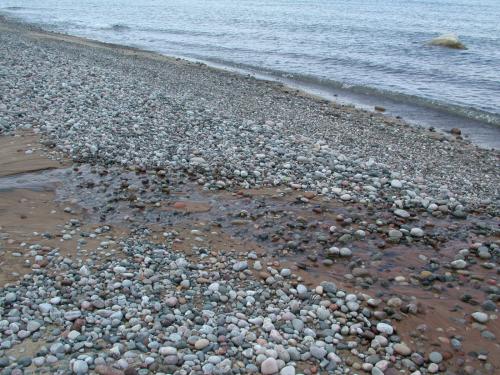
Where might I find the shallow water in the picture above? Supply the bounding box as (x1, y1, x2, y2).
(2, 0, 500, 145)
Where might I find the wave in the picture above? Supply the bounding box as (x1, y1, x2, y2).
(101, 23, 131, 32)
(3, 6, 25, 11)
(137, 25, 227, 38)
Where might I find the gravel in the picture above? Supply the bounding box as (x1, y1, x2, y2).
(0, 17, 498, 214)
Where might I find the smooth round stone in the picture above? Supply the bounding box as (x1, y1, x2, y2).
(32, 357, 45, 367)
(346, 301, 359, 311)
(0, 357, 9, 368)
(428, 363, 439, 373)
(450, 339, 462, 350)
(232, 261, 248, 271)
(164, 355, 178, 365)
(429, 352, 443, 364)
(27, 321, 41, 332)
(72, 359, 89, 374)
(64, 310, 82, 321)
(194, 338, 210, 350)
(451, 260, 467, 269)
(261, 358, 279, 374)
(376, 323, 394, 335)
(339, 248, 352, 257)
(50, 343, 65, 354)
(388, 230, 402, 239)
(391, 180, 403, 188)
(280, 269, 291, 277)
(296, 284, 307, 295)
(159, 347, 177, 356)
(394, 209, 410, 218)
(17, 356, 32, 367)
(39, 303, 53, 314)
(310, 345, 327, 359)
(165, 297, 178, 307)
(317, 308, 330, 320)
(393, 343, 411, 356)
(410, 228, 424, 237)
(5, 292, 17, 303)
(280, 366, 295, 375)
(471, 312, 488, 323)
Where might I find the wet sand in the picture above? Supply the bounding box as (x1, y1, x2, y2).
(0, 133, 497, 372)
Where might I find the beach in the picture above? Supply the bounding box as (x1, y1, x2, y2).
(0, 16, 499, 375)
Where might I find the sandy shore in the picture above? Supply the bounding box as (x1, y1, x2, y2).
(0, 16, 498, 375)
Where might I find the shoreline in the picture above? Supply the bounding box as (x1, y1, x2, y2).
(2, 14, 500, 150)
(0, 15, 499, 375)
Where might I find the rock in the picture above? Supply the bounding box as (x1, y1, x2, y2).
(27, 320, 41, 332)
(393, 343, 411, 356)
(17, 356, 32, 367)
(471, 312, 488, 323)
(339, 247, 352, 257)
(296, 284, 307, 296)
(428, 34, 466, 49)
(310, 345, 327, 359)
(428, 363, 439, 373)
(450, 128, 461, 135)
(39, 303, 53, 314)
(261, 358, 279, 374)
(165, 296, 178, 307)
(72, 359, 89, 374)
(194, 338, 210, 350)
(317, 307, 330, 320)
(0, 357, 10, 368)
(280, 269, 291, 277)
(376, 323, 394, 335)
(391, 180, 403, 188)
(5, 292, 17, 303)
(280, 366, 295, 375)
(388, 230, 402, 239)
(429, 352, 443, 364)
(451, 259, 467, 269)
(410, 228, 424, 237)
(50, 342, 66, 354)
(232, 261, 248, 272)
(64, 310, 82, 321)
(394, 209, 410, 218)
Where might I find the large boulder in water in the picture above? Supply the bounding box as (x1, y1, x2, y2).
(428, 33, 466, 49)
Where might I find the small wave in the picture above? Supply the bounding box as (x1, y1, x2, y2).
(3, 6, 26, 11)
(137, 26, 227, 38)
(102, 23, 131, 32)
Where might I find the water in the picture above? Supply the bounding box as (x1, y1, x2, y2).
(2, 0, 500, 147)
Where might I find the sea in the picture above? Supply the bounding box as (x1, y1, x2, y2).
(2, 0, 500, 148)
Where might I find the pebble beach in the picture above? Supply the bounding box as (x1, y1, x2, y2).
(0, 16, 499, 375)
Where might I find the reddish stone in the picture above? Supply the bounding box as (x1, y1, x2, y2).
(71, 318, 86, 331)
(172, 202, 187, 209)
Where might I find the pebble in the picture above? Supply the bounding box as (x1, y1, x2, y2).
(195, 338, 210, 350)
(72, 360, 89, 374)
(5, 292, 17, 303)
(429, 352, 443, 364)
(376, 323, 394, 335)
(394, 343, 412, 356)
(471, 312, 488, 323)
(261, 358, 279, 374)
